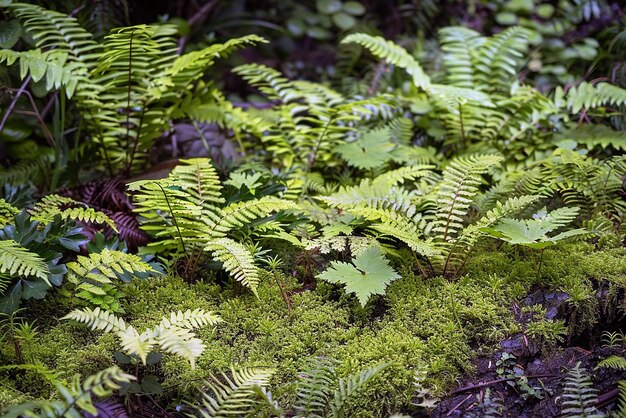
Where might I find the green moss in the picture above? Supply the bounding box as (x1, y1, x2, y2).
(12, 242, 626, 416)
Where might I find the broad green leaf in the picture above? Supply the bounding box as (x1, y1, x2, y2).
(317, 246, 400, 306)
(0, 20, 21, 48)
(316, 0, 343, 14)
(336, 129, 394, 169)
(332, 12, 356, 30)
(343, 1, 366, 15)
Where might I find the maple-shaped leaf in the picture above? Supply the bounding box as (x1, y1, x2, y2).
(483, 207, 587, 249)
(316, 246, 400, 306)
(336, 129, 395, 170)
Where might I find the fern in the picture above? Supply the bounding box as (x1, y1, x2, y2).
(561, 362, 604, 418)
(2, 4, 265, 173)
(0, 199, 19, 228)
(66, 248, 158, 310)
(596, 355, 626, 371)
(30, 194, 117, 231)
(204, 238, 260, 295)
(64, 307, 220, 368)
(433, 154, 503, 244)
(129, 158, 296, 294)
(2, 366, 134, 418)
(564, 82, 626, 113)
(0, 240, 49, 281)
(293, 357, 389, 418)
(341, 34, 431, 90)
(194, 367, 274, 418)
(295, 358, 337, 418)
(330, 363, 390, 418)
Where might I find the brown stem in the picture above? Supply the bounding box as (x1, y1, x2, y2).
(0, 76, 31, 135)
(451, 373, 557, 395)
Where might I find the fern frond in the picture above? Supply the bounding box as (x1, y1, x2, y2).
(596, 355, 626, 371)
(67, 249, 157, 307)
(0, 199, 19, 228)
(0, 239, 49, 281)
(195, 367, 274, 418)
(561, 362, 603, 417)
(30, 194, 117, 231)
(473, 26, 531, 94)
(565, 82, 626, 113)
(233, 63, 303, 103)
(330, 363, 390, 417)
(209, 197, 297, 238)
(295, 357, 337, 418)
(3, 366, 134, 418)
(439, 26, 484, 89)
(154, 326, 204, 369)
(341, 33, 431, 89)
(63, 307, 127, 333)
(153, 35, 266, 98)
(155, 308, 221, 331)
(5, 2, 99, 60)
(204, 238, 259, 295)
(433, 154, 503, 243)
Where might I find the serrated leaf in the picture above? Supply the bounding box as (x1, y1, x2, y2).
(336, 129, 394, 169)
(317, 246, 400, 306)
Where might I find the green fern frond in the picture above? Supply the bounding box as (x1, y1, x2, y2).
(65, 307, 219, 368)
(561, 362, 603, 418)
(565, 82, 626, 113)
(210, 197, 298, 238)
(330, 363, 390, 418)
(596, 355, 626, 371)
(63, 306, 128, 333)
(5, 2, 99, 60)
(195, 367, 274, 418)
(154, 35, 266, 98)
(439, 26, 484, 89)
(155, 308, 221, 331)
(2, 366, 134, 418)
(30, 194, 117, 231)
(433, 154, 503, 243)
(472, 26, 531, 94)
(67, 249, 158, 307)
(233, 63, 303, 103)
(373, 165, 437, 187)
(204, 238, 259, 295)
(0, 239, 49, 281)
(295, 357, 337, 418)
(341, 33, 431, 90)
(0, 199, 19, 228)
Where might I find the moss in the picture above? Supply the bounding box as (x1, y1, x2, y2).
(14, 242, 626, 415)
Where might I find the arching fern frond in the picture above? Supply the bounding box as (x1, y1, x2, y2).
(204, 238, 259, 295)
(341, 33, 431, 90)
(64, 307, 219, 368)
(330, 363, 390, 417)
(2, 366, 134, 418)
(195, 367, 274, 418)
(30, 194, 117, 231)
(564, 82, 626, 113)
(0, 239, 49, 281)
(596, 355, 626, 371)
(473, 26, 531, 95)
